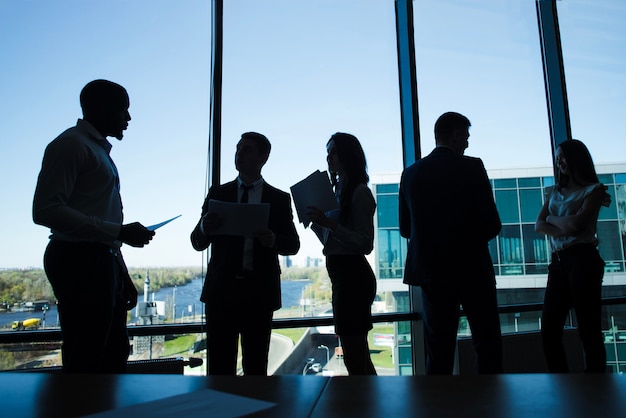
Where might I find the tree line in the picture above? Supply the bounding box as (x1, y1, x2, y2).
(0, 266, 328, 306)
(0, 267, 203, 306)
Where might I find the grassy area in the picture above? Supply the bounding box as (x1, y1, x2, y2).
(369, 324, 395, 369)
(162, 334, 197, 357)
(273, 328, 307, 344)
(159, 325, 396, 371)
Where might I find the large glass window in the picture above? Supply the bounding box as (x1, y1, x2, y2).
(412, 0, 551, 170)
(219, 1, 404, 375)
(3, 0, 626, 377)
(558, 1, 626, 165)
(1, 0, 213, 373)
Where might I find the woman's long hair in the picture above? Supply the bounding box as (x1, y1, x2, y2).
(327, 132, 369, 222)
(556, 139, 600, 189)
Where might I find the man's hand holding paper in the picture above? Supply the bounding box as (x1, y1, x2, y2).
(207, 199, 270, 236)
(200, 212, 224, 235)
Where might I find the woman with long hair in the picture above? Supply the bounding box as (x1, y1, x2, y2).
(308, 132, 377, 375)
(535, 139, 611, 373)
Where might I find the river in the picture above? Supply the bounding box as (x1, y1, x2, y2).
(0, 278, 312, 328)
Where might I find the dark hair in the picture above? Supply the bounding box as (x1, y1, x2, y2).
(80, 80, 128, 116)
(556, 139, 600, 188)
(434, 112, 471, 142)
(327, 132, 369, 222)
(241, 131, 271, 157)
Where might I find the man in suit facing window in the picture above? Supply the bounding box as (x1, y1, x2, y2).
(191, 132, 300, 375)
(399, 112, 503, 374)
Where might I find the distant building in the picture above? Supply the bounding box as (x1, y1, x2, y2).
(280, 255, 293, 269)
(305, 256, 324, 268)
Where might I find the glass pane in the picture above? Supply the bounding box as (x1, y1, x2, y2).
(519, 189, 543, 223)
(1, 0, 212, 336)
(499, 225, 523, 267)
(522, 224, 549, 265)
(619, 184, 626, 263)
(220, 1, 404, 324)
(558, 0, 626, 167)
(525, 264, 549, 275)
(519, 177, 541, 188)
(378, 230, 406, 280)
(599, 174, 614, 185)
(377, 195, 400, 228)
(494, 179, 517, 189)
(488, 238, 499, 265)
(496, 190, 520, 224)
(598, 221, 624, 269)
(543, 177, 555, 188)
(1, 1, 211, 271)
(412, 0, 551, 171)
(598, 185, 618, 220)
(377, 184, 399, 194)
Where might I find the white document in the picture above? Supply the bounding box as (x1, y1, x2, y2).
(207, 199, 270, 236)
(86, 388, 276, 417)
(146, 214, 182, 231)
(290, 170, 339, 227)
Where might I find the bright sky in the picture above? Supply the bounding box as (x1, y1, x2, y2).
(1, 1, 624, 268)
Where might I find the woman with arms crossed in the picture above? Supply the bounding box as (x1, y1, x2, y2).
(536, 139, 611, 373)
(308, 133, 377, 375)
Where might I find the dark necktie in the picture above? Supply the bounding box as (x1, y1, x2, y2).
(240, 184, 253, 203)
(240, 183, 254, 271)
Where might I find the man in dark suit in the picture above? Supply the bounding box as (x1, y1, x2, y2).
(191, 132, 300, 375)
(399, 112, 503, 374)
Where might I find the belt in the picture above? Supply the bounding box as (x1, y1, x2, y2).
(50, 240, 120, 255)
(553, 243, 596, 262)
(235, 271, 255, 280)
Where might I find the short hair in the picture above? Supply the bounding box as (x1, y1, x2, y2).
(241, 132, 271, 157)
(434, 112, 471, 142)
(80, 80, 128, 115)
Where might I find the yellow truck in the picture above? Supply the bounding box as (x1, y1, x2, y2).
(11, 318, 41, 331)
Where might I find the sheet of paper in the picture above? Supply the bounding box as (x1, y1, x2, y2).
(146, 214, 182, 231)
(208, 199, 270, 236)
(290, 170, 338, 227)
(86, 388, 276, 418)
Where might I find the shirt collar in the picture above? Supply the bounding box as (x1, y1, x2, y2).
(77, 119, 112, 153)
(435, 144, 455, 152)
(237, 176, 264, 190)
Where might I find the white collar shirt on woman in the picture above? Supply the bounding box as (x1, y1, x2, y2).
(548, 183, 603, 251)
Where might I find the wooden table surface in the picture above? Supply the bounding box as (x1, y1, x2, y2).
(4, 372, 626, 417)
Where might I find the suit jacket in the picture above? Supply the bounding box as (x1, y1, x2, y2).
(399, 147, 501, 286)
(191, 180, 300, 311)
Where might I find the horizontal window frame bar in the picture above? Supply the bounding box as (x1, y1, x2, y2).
(1, 298, 625, 345)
